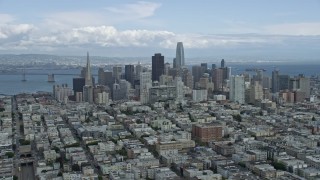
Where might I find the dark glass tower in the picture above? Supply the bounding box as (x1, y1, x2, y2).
(152, 53, 164, 82)
(125, 64, 135, 87)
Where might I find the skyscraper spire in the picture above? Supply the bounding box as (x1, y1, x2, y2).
(85, 52, 92, 86)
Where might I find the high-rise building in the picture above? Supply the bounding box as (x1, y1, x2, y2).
(212, 68, 224, 91)
(175, 42, 185, 69)
(113, 66, 122, 82)
(140, 72, 152, 104)
(125, 64, 135, 87)
(73, 77, 85, 95)
(53, 84, 73, 103)
(83, 52, 94, 103)
(212, 64, 216, 70)
(98, 67, 106, 85)
(135, 62, 142, 80)
(85, 52, 92, 86)
(152, 53, 164, 82)
(175, 77, 184, 101)
(250, 81, 263, 104)
(112, 80, 130, 101)
(230, 75, 245, 104)
(164, 63, 170, 75)
(221, 59, 225, 68)
(192, 65, 203, 87)
(182, 68, 193, 89)
(201, 63, 208, 73)
(298, 76, 310, 98)
(93, 85, 109, 104)
(272, 70, 279, 93)
(279, 75, 290, 90)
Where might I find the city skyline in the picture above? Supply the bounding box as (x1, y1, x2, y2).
(0, 1, 320, 59)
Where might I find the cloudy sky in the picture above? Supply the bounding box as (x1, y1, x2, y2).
(0, 0, 320, 60)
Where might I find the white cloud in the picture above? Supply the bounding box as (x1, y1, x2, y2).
(265, 23, 320, 36)
(0, 24, 34, 39)
(105, 1, 161, 19)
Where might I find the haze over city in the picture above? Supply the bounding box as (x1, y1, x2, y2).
(1, 0, 320, 60)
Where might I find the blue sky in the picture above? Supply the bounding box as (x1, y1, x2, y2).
(0, 0, 320, 59)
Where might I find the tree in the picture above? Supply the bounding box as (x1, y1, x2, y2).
(0, 107, 5, 112)
(232, 114, 242, 122)
(13, 176, 18, 180)
(272, 162, 286, 171)
(72, 164, 81, 171)
(5, 152, 14, 158)
(312, 116, 316, 121)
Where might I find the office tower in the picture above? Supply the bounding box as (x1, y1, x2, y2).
(298, 76, 310, 98)
(73, 77, 85, 95)
(182, 68, 193, 89)
(152, 53, 164, 82)
(192, 65, 203, 87)
(83, 52, 94, 103)
(175, 42, 185, 69)
(279, 75, 290, 90)
(221, 59, 225, 68)
(85, 52, 92, 86)
(175, 77, 184, 101)
(113, 66, 122, 82)
(272, 70, 279, 93)
(98, 67, 106, 85)
(135, 62, 142, 80)
(199, 75, 209, 90)
(164, 63, 170, 75)
(250, 81, 263, 104)
(173, 58, 177, 69)
(140, 72, 152, 104)
(213, 68, 224, 91)
(125, 64, 135, 87)
(201, 63, 208, 73)
(212, 64, 216, 70)
(230, 75, 245, 104)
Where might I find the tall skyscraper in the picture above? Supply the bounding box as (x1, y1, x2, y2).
(152, 53, 164, 82)
(85, 52, 92, 86)
(192, 65, 203, 87)
(213, 68, 224, 91)
(221, 59, 225, 68)
(279, 75, 290, 90)
(272, 70, 279, 93)
(230, 75, 245, 104)
(135, 62, 142, 78)
(73, 77, 85, 95)
(175, 42, 185, 69)
(125, 64, 135, 87)
(298, 76, 310, 98)
(83, 52, 94, 103)
(113, 66, 122, 82)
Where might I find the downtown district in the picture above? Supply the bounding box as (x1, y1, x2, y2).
(1, 42, 320, 180)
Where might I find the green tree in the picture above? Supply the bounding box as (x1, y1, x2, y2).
(72, 164, 81, 171)
(13, 176, 18, 180)
(272, 162, 286, 171)
(5, 152, 14, 158)
(233, 114, 242, 122)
